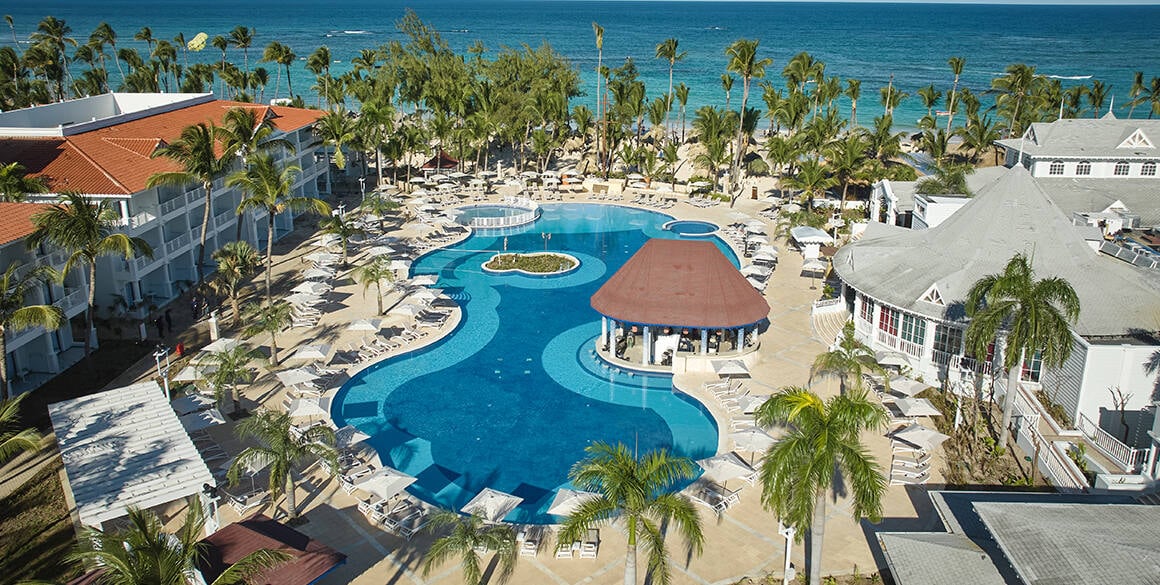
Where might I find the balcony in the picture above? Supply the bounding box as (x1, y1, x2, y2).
(875, 329, 900, 350)
(159, 196, 185, 217)
(165, 232, 193, 256)
(133, 252, 163, 273)
(52, 288, 87, 315)
(186, 188, 205, 205)
(214, 210, 237, 229)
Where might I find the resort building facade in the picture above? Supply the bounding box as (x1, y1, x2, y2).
(0, 93, 327, 394)
(831, 167, 1160, 482)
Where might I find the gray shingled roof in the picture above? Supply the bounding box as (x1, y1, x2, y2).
(975, 502, 1160, 585)
(887, 166, 1008, 211)
(995, 116, 1160, 159)
(879, 532, 1006, 585)
(1036, 176, 1160, 228)
(834, 166, 1160, 337)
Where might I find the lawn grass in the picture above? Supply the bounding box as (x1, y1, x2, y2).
(0, 461, 79, 583)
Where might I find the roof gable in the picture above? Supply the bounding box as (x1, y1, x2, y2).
(1118, 128, 1154, 149)
(918, 284, 945, 306)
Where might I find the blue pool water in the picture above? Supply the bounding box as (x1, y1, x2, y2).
(332, 204, 737, 523)
(455, 204, 530, 221)
(665, 220, 720, 237)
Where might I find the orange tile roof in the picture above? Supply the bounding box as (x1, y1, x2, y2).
(0, 100, 323, 195)
(0, 202, 52, 247)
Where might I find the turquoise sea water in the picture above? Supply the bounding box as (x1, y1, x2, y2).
(9, 1, 1159, 129)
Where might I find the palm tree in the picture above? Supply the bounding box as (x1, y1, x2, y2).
(148, 122, 232, 282)
(560, 442, 704, 585)
(229, 410, 338, 519)
(725, 39, 772, 197)
(261, 41, 297, 100)
(810, 321, 886, 396)
(675, 83, 690, 143)
(305, 45, 331, 108)
(826, 133, 870, 204)
(964, 253, 1080, 446)
(68, 505, 291, 585)
(1127, 71, 1145, 118)
(0, 261, 64, 398)
(1087, 80, 1110, 117)
(991, 63, 1041, 137)
(1, 394, 41, 464)
(915, 163, 973, 195)
(845, 79, 862, 129)
(241, 301, 293, 366)
(655, 38, 686, 135)
(756, 386, 888, 585)
(352, 255, 394, 315)
(27, 193, 152, 358)
(317, 107, 356, 172)
(0, 162, 47, 203)
(957, 114, 1003, 164)
(787, 158, 837, 204)
(422, 510, 517, 585)
(229, 154, 330, 303)
(592, 22, 605, 173)
(318, 214, 365, 267)
(207, 342, 255, 414)
(210, 241, 261, 325)
(228, 25, 255, 72)
(359, 194, 401, 232)
(946, 56, 966, 132)
(218, 106, 296, 239)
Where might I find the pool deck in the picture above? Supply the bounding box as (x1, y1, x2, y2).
(166, 186, 944, 584)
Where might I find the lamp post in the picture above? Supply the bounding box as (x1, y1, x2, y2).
(358, 176, 366, 205)
(541, 232, 551, 251)
(153, 345, 171, 400)
(778, 523, 796, 585)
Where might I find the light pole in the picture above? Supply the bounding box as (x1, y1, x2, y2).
(358, 176, 366, 205)
(541, 232, 551, 251)
(153, 345, 171, 400)
(778, 523, 796, 585)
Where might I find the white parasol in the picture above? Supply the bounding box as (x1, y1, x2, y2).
(335, 425, 370, 449)
(389, 303, 426, 318)
(293, 282, 331, 295)
(200, 338, 239, 354)
(179, 408, 225, 433)
(712, 359, 750, 377)
(355, 467, 417, 501)
(275, 368, 320, 387)
(875, 350, 912, 368)
(461, 487, 524, 523)
(285, 397, 328, 419)
(170, 393, 216, 416)
(730, 426, 777, 452)
(365, 246, 393, 257)
(408, 274, 438, 286)
(894, 397, 942, 418)
(347, 319, 383, 332)
(889, 377, 929, 397)
(303, 267, 335, 280)
(891, 423, 950, 451)
(697, 452, 757, 485)
(290, 344, 332, 362)
(547, 488, 599, 516)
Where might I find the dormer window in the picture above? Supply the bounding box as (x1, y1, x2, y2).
(1143, 161, 1157, 176)
(1114, 161, 1130, 176)
(1049, 160, 1064, 175)
(1076, 161, 1091, 176)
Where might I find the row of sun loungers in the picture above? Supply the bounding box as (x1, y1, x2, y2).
(685, 194, 720, 208)
(685, 478, 742, 515)
(890, 440, 932, 485)
(357, 496, 431, 540)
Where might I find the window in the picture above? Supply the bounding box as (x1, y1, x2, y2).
(1022, 350, 1043, 383)
(878, 306, 899, 336)
(1114, 161, 1130, 176)
(933, 324, 964, 355)
(900, 313, 926, 345)
(1143, 161, 1157, 176)
(859, 295, 875, 323)
(1076, 161, 1091, 176)
(1049, 160, 1064, 175)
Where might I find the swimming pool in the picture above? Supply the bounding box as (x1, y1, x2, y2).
(332, 204, 738, 523)
(663, 219, 720, 237)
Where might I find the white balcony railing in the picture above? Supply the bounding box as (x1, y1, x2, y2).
(899, 338, 923, 358)
(1077, 413, 1147, 473)
(52, 288, 86, 313)
(159, 196, 185, 216)
(875, 329, 900, 350)
(186, 188, 204, 205)
(165, 233, 193, 256)
(214, 210, 236, 228)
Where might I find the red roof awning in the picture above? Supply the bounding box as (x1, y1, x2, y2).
(421, 151, 459, 169)
(198, 514, 346, 585)
(590, 239, 770, 328)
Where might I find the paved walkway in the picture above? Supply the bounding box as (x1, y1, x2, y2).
(88, 185, 944, 583)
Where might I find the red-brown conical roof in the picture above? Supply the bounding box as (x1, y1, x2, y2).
(591, 239, 770, 328)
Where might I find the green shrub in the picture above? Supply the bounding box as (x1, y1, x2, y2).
(485, 253, 576, 273)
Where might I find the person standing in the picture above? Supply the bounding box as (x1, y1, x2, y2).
(154, 316, 165, 338)
(164, 309, 173, 332)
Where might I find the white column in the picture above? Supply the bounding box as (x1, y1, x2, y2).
(921, 318, 937, 374)
(870, 301, 882, 346)
(601, 317, 608, 350)
(701, 329, 709, 355)
(642, 326, 651, 365)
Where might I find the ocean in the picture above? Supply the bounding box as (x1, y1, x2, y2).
(6, 1, 1160, 129)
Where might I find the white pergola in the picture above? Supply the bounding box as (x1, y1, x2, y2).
(49, 381, 215, 529)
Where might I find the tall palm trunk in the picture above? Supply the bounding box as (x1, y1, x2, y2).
(196, 180, 213, 282)
(0, 326, 9, 399)
(999, 346, 1024, 446)
(284, 473, 298, 518)
(732, 79, 751, 202)
(624, 518, 637, 585)
(809, 487, 827, 585)
(946, 74, 960, 133)
(85, 261, 97, 357)
(375, 283, 383, 315)
(230, 293, 241, 326)
(269, 330, 279, 366)
(265, 213, 275, 304)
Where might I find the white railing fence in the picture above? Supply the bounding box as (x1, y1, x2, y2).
(811, 298, 845, 313)
(1077, 413, 1147, 473)
(466, 197, 541, 229)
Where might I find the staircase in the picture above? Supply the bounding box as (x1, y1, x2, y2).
(810, 299, 850, 346)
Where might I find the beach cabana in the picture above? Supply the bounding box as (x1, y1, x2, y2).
(789, 226, 835, 246)
(48, 381, 215, 530)
(591, 239, 770, 366)
(421, 151, 459, 170)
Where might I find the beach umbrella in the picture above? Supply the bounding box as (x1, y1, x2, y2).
(519, 170, 539, 179)
(755, 245, 779, 256)
(284, 292, 323, 306)
(563, 176, 583, 184)
(696, 452, 757, 485)
(304, 252, 339, 264)
(469, 178, 487, 187)
(429, 173, 449, 182)
(389, 303, 426, 318)
(540, 170, 560, 178)
(547, 488, 599, 516)
(285, 397, 328, 419)
(347, 319, 383, 332)
(626, 173, 645, 180)
(450, 171, 471, 179)
(891, 423, 950, 451)
(303, 267, 335, 280)
(355, 467, 417, 501)
(732, 394, 768, 414)
(741, 265, 772, 279)
(409, 275, 438, 286)
(275, 368, 320, 387)
(291, 344, 332, 362)
(728, 211, 750, 222)
(752, 250, 778, 263)
(408, 288, 440, 303)
(894, 397, 942, 418)
(730, 426, 777, 453)
(479, 170, 498, 178)
(801, 259, 828, 274)
(179, 408, 225, 433)
(437, 183, 456, 193)
(170, 393, 216, 416)
(389, 259, 413, 271)
(200, 337, 239, 354)
(889, 376, 929, 397)
(408, 177, 428, 184)
(173, 363, 217, 382)
(747, 234, 770, 245)
(411, 188, 430, 197)
(292, 282, 331, 295)
(782, 202, 802, 213)
(628, 181, 648, 189)
(461, 487, 524, 523)
(712, 359, 749, 377)
(365, 246, 393, 257)
(419, 204, 440, 212)
(875, 350, 911, 368)
(335, 425, 371, 449)
(745, 223, 767, 235)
